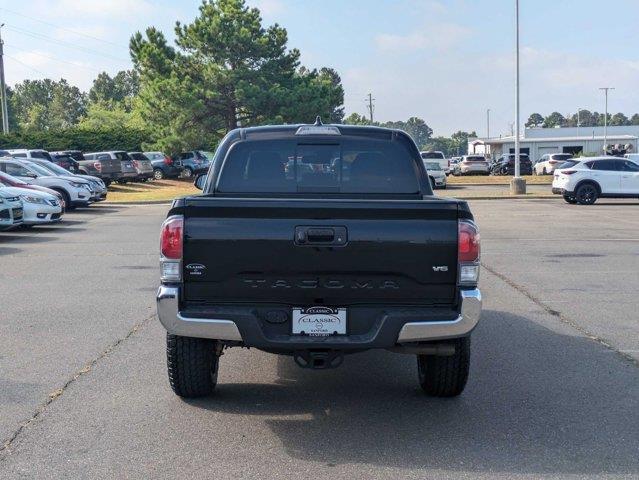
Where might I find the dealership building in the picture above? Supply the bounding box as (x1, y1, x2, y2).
(468, 125, 639, 160)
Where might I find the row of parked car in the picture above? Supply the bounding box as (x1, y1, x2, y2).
(0, 147, 215, 231)
(0, 149, 214, 186)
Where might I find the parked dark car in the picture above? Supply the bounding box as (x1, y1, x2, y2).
(144, 151, 183, 180)
(177, 151, 210, 178)
(51, 151, 99, 177)
(490, 154, 532, 175)
(157, 121, 482, 399)
(81, 152, 124, 186)
(49, 152, 80, 173)
(128, 152, 155, 182)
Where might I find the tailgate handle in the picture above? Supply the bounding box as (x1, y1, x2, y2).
(307, 228, 334, 242)
(295, 226, 347, 246)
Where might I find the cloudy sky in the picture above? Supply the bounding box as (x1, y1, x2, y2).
(2, 0, 639, 136)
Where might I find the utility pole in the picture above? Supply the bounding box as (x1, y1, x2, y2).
(510, 0, 526, 194)
(0, 24, 9, 134)
(486, 109, 491, 138)
(599, 87, 614, 155)
(365, 93, 375, 123)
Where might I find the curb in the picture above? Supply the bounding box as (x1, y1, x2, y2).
(100, 201, 173, 206)
(443, 195, 555, 200)
(447, 183, 552, 187)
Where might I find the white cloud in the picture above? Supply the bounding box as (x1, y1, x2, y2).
(51, 25, 110, 43)
(376, 23, 471, 53)
(6, 49, 105, 90)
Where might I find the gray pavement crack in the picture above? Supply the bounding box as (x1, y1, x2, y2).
(0, 312, 157, 458)
(482, 262, 639, 369)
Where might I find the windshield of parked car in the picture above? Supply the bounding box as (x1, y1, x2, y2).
(30, 150, 54, 161)
(24, 162, 56, 176)
(129, 153, 149, 161)
(421, 152, 444, 160)
(218, 137, 420, 194)
(34, 161, 72, 176)
(556, 160, 579, 169)
(424, 162, 442, 170)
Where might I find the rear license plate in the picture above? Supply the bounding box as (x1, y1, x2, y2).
(292, 307, 347, 336)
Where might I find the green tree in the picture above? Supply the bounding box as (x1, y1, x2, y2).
(610, 112, 629, 126)
(130, 0, 344, 153)
(631, 113, 639, 126)
(77, 102, 144, 130)
(343, 113, 371, 125)
(450, 130, 477, 156)
(379, 117, 433, 149)
(526, 113, 544, 127)
(49, 80, 86, 128)
(88, 70, 139, 111)
(422, 136, 454, 156)
(9, 78, 86, 131)
(543, 112, 567, 128)
(570, 109, 595, 127)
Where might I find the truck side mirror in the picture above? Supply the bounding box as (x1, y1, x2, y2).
(194, 173, 207, 190)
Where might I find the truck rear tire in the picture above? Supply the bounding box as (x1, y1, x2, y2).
(166, 333, 218, 398)
(417, 337, 470, 397)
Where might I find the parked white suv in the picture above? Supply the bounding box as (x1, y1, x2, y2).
(0, 159, 93, 209)
(458, 155, 490, 175)
(534, 153, 573, 175)
(552, 157, 639, 205)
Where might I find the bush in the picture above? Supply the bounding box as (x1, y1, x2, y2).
(0, 126, 151, 152)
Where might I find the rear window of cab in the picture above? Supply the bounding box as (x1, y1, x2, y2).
(217, 137, 421, 194)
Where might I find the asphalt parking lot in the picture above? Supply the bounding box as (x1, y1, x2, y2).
(1, 199, 638, 479)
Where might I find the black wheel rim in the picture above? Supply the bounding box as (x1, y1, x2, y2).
(578, 186, 596, 203)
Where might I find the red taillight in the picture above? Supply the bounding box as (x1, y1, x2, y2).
(562, 170, 577, 175)
(458, 220, 480, 263)
(93, 162, 102, 172)
(164, 156, 172, 165)
(160, 216, 183, 259)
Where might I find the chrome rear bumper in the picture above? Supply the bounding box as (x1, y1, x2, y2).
(156, 286, 243, 341)
(157, 286, 481, 344)
(396, 289, 482, 342)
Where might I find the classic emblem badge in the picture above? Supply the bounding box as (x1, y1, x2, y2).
(186, 263, 206, 275)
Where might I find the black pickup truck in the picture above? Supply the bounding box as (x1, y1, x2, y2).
(157, 120, 481, 398)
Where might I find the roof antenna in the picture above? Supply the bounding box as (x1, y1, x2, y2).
(314, 116, 323, 126)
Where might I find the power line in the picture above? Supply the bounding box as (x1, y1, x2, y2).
(0, 7, 128, 49)
(3, 24, 130, 63)
(5, 44, 107, 74)
(5, 54, 48, 76)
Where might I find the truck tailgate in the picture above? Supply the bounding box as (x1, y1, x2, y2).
(182, 197, 460, 306)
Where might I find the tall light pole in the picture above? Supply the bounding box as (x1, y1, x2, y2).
(511, 0, 526, 194)
(0, 24, 9, 134)
(486, 108, 491, 158)
(599, 87, 614, 155)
